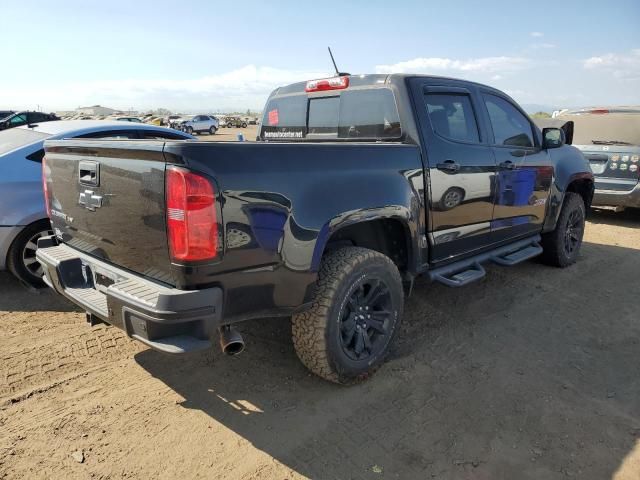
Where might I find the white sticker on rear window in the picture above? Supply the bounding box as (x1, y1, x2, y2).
(264, 130, 303, 139)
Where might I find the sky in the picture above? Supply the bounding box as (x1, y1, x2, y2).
(1, 0, 639, 113)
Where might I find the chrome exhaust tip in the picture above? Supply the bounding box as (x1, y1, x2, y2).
(218, 325, 245, 356)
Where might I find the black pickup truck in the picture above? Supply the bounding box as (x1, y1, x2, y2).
(37, 74, 594, 384)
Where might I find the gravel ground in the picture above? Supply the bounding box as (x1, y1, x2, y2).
(0, 202, 638, 479)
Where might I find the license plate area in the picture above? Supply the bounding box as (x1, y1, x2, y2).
(92, 266, 120, 294)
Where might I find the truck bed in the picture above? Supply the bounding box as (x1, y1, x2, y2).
(43, 139, 425, 321)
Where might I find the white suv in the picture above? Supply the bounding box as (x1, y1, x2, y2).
(180, 115, 219, 135)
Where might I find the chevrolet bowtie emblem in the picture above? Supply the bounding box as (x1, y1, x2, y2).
(79, 190, 103, 211)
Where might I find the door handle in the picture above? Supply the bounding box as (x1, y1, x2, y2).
(436, 161, 460, 173)
(499, 160, 515, 170)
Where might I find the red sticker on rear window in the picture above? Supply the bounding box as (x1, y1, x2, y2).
(268, 109, 279, 126)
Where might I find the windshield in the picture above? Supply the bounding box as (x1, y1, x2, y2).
(260, 87, 402, 141)
(0, 128, 49, 155)
(559, 113, 640, 146)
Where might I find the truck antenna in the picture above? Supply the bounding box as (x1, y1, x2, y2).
(328, 47, 349, 76)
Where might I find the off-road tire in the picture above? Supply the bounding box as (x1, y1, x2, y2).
(7, 219, 53, 287)
(292, 247, 404, 384)
(540, 192, 586, 267)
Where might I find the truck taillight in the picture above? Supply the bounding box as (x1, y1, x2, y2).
(42, 156, 51, 218)
(305, 76, 349, 92)
(166, 166, 218, 262)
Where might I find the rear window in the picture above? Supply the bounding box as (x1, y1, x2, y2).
(0, 128, 49, 155)
(559, 114, 640, 146)
(260, 88, 402, 141)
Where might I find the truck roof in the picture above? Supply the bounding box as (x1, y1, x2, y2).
(271, 73, 504, 96)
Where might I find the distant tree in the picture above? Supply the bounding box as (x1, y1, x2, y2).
(154, 108, 172, 116)
(531, 111, 551, 119)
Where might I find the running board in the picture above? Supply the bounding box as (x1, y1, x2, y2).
(491, 243, 543, 266)
(428, 235, 542, 288)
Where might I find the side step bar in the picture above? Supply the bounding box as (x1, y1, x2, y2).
(428, 235, 543, 287)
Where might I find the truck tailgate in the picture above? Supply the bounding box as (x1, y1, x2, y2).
(43, 140, 175, 284)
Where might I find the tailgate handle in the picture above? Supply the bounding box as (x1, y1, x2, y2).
(79, 161, 100, 186)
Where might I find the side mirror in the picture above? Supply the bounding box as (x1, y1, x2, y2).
(542, 127, 565, 149)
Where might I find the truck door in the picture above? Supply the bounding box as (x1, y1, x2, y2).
(479, 92, 553, 242)
(410, 80, 497, 262)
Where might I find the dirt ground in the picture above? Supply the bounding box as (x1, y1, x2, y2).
(1, 201, 639, 478)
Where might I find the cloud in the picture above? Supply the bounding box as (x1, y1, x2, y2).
(0, 65, 329, 112)
(583, 49, 640, 80)
(530, 32, 544, 37)
(374, 56, 531, 75)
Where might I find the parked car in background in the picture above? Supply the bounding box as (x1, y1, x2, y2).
(0, 121, 194, 286)
(0, 110, 15, 121)
(168, 115, 191, 129)
(179, 114, 219, 135)
(145, 117, 164, 126)
(546, 107, 640, 210)
(0, 111, 60, 131)
(166, 115, 184, 128)
(115, 116, 142, 123)
(224, 116, 248, 128)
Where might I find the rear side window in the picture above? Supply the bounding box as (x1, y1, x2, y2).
(140, 131, 190, 140)
(425, 93, 480, 143)
(261, 88, 401, 141)
(76, 130, 139, 140)
(483, 94, 534, 147)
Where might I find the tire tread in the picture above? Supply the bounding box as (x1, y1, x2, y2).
(291, 247, 402, 384)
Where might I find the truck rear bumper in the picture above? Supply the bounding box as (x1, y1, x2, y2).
(36, 236, 222, 354)
(593, 183, 640, 208)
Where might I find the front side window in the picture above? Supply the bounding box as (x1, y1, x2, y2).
(424, 93, 480, 143)
(483, 94, 534, 147)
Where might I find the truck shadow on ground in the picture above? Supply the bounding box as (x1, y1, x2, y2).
(588, 207, 639, 227)
(0, 272, 80, 313)
(136, 240, 640, 480)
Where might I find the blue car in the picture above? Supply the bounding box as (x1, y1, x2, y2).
(0, 120, 194, 286)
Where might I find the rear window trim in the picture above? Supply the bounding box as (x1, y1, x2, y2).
(260, 85, 404, 142)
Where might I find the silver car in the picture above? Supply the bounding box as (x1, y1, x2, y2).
(0, 120, 194, 286)
(179, 115, 219, 135)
